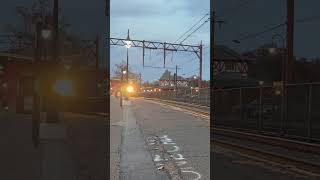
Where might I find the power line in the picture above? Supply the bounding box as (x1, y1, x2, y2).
(173, 12, 209, 44)
(179, 17, 210, 44)
(154, 13, 209, 58)
(233, 22, 285, 42)
(232, 16, 320, 43)
(144, 65, 178, 70)
(177, 47, 209, 68)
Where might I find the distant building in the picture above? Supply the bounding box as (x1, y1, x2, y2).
(159, 70, 189, 89)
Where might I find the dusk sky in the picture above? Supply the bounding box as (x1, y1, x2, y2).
(215, 0, 320, 59)
(110, 0, 210, 82)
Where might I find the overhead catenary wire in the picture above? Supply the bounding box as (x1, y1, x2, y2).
(173, 12, 209, 44)
(232, 15, 320, 43)
(233, 23, 286, 42)
(178, 47, 209, 67)
(179, 17, 210, 44)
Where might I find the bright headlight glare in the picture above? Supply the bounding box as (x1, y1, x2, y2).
(126, 85, 134, 93)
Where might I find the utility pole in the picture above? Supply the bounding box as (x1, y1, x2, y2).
(47, 0, 59, 122)
(199, 41, 203, 89)
(95, 36, 100, 96)
(53, 0, 59, 64)
(286, 0, 294, 83)
(126, 48, 129, 83)
(210, 1, 215, 88)
(32, 20, 42, 147)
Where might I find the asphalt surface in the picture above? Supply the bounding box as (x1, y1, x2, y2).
(111, 97, 210, 180)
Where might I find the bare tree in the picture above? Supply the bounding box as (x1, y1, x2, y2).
(112, 61, 139, 80)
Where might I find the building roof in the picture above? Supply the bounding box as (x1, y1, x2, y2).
(159, 70, 185, 80)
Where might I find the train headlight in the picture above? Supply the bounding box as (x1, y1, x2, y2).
(126, 85, 134, 93)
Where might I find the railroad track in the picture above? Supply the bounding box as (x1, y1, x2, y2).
(141, 97, 210, 116)
(212, 127, 320, 176)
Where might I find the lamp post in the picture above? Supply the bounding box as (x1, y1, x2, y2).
(120, 69, 126, 107)
(124, 29, 132, 83)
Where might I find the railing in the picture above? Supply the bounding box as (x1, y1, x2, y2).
(139, 87, 210, 107)
(213, 83, 320, 141)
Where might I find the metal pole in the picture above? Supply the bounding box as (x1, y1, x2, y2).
(96, 36, 100, 96)
(281, 45, 286, 135)
(199, 41, 203, 88)
(210, 0, 215, 133)
(47, 0, 59, 122)
(211, 6, 215, 87)
(142, 40, 145, 67)
(126, 48, 129, 83)
(287, 0, 294, 83)
(120, 69, 123, 107)
(164, 42, 166, 68)
(53, 0, 59, 64)
(32, 21, 42, 147)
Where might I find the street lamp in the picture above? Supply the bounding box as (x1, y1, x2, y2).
(124, 29, 132, 48)
(125, 29, 132, 83)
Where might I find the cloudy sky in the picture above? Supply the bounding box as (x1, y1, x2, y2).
(110, 0, 210, 82)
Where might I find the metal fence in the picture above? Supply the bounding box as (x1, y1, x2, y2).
(213, 83, 320, 141)
(140, 87, 210, 107)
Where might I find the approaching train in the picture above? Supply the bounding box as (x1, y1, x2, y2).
(111, 80, 139, 99)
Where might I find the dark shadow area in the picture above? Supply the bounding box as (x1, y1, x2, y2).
(0, 0, 109, 179)
(211, 0, 320, 179)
